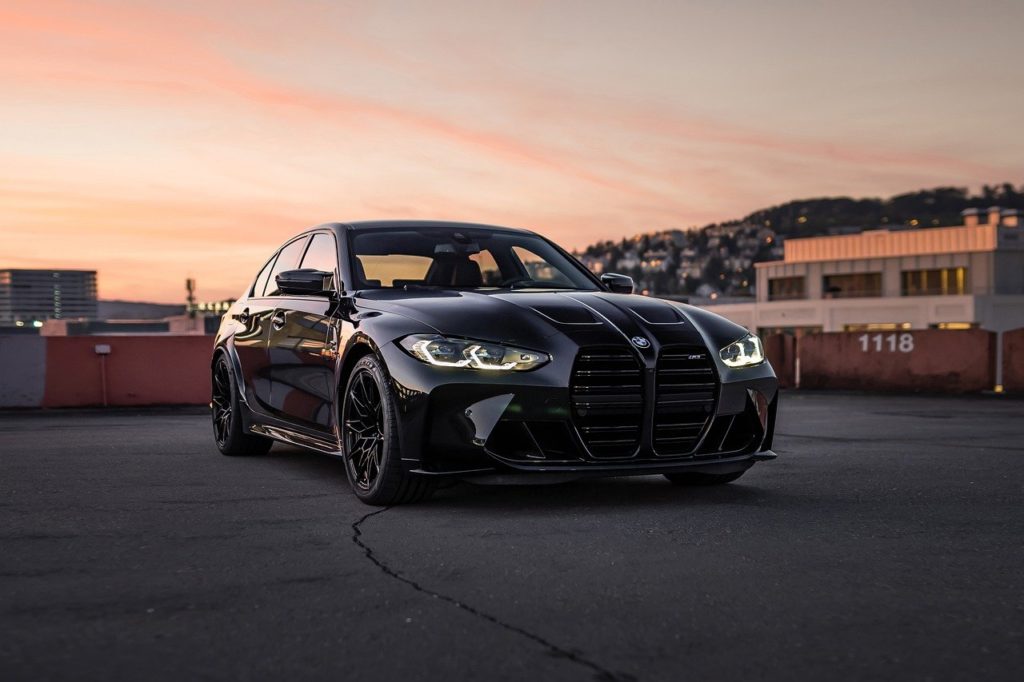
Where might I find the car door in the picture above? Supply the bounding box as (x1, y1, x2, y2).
(236, 236, 310, 414)
(267, 231, 345, 434)
(232, 253, 277, 412)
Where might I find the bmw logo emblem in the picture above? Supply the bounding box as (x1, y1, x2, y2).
(631, 336, 651, 349)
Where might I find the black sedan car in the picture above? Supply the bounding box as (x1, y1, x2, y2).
(212, 221, 778, 504)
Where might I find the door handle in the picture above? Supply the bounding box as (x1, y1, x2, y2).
(271, 312, 286, 330)
(238, 307, 250, 324)
(316, 325, 340, 359)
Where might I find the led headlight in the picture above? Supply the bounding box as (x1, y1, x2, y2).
(719, 333, 765, 368)
(399, 334, 549, 371)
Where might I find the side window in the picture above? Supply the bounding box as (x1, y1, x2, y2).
(265, 237, 309, 297)
(300, 233, 339, 285)
(250, 255, 277, 298)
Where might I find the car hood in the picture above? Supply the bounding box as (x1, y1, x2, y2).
(355, 289, 749, 353)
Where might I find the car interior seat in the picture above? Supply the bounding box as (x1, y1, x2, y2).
(424, 256, 483, 288)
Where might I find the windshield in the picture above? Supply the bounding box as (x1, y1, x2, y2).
(348, 227, 600, 291)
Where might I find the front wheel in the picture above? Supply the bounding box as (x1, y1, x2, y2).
(212, 354, 273, 457)
(341, 355, 435, 505)
(663, 470, 747, 486)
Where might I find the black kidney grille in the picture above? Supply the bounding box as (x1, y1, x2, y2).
(654, 346, 717, 456)
(570, 348, 644, 458)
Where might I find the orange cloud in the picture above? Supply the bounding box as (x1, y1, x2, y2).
(2, 1, 1019, 303)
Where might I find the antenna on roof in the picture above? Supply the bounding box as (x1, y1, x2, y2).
(186, 278, 196, 320)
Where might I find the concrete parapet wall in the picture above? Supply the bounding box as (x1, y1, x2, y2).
(1002, 328, 1024, 393)
(0, 335, 214, 408)
(0, 336, 47, 407)
(795, 329, 995, 393)
(762, 334, 796, 388)
(41, 336, 213, 407)
(1, 330, 1022, 408)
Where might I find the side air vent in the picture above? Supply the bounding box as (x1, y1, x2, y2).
(570, 347, 644, 458)
(654, 346, 718, 456)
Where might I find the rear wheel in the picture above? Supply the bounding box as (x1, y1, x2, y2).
(212, 354, 273, 457)
(342, 355, 435, 505)
(663, 470, 747, 486)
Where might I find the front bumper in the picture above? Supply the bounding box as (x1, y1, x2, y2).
(380, 340, 779, 479)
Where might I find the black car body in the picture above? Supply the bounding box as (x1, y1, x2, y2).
(212, 221, 778, 504)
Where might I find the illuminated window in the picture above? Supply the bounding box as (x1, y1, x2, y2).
(768, 276, 805, 301)
(901, 268, 968, 296)
(823, 273, 882, 298)
(843, 322, 911, 332)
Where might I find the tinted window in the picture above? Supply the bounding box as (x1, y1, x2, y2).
(251, 256, 276, 297)
(266, 237, 309, 297)
(301, 233, 339, 278)
(823, 273, 882, 299)
(349, 227, 598, 291)
(768, 276, 806, 301)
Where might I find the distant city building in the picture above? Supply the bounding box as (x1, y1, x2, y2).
(0, 269, 98, 327)
(39, 297, 233, 336)
(96, 300, 185, 320)
(704, 207, 1024, 334)
(40, 319, 171, 336)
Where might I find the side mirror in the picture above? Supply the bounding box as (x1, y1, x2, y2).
(600, 272, 634, 294)
(276, 269, 334, 296)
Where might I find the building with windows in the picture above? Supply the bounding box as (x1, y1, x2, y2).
(0, 269, 98, 327)
(704, 207, 1024, 334)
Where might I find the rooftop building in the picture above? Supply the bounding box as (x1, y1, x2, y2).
(703, 208, 1024, 334)
(0, 269, 98, 327)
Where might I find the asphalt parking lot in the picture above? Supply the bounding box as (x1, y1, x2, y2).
(2, 392, 1023, 681)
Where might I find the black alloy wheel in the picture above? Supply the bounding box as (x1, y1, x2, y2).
(341, 355, 435, 505)
(212, 359, 233, 446)
(211, 354, 273, 456)
(343, 369, 385, 491)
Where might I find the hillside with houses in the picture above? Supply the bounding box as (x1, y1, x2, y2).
(575, 184, 1024, 299)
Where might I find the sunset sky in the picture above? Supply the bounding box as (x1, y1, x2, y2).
(2, 0, 1022, 303)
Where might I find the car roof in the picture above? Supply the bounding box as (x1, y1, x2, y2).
(332, 220, 537, 235)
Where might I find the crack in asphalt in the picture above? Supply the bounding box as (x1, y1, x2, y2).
(351, 507, 636, 682)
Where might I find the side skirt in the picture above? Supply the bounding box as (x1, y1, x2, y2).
(250, 423, 343, 457)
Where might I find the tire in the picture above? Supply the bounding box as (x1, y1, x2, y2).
(212, 353, 273, 457)
(341, 355, 435, 505)
(663, 470, 747, 486)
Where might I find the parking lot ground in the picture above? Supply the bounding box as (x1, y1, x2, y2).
(2, 392, 1023, 681)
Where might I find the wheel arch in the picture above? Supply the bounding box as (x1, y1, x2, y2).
(335, 335, 426, 467)
(210, 341, 255, 429)
(211, 341, 244, 386)
(337, 337, 380, 395)
(211, 342, 229, 368)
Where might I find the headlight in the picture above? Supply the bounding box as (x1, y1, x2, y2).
(398, 334, 549, 371)
(719, 333, 764, 368)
